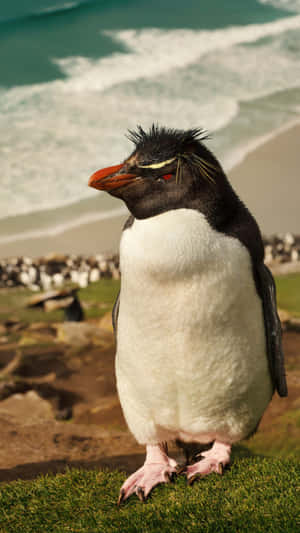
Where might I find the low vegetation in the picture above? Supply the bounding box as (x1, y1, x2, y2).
(0, 456, 299, 533)
(276, 273, 300, 317)
(0, 279, 120, 326)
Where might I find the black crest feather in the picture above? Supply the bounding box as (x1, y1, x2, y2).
(127, 124, 209, 164)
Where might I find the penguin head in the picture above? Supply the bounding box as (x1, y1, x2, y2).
(89, 125, 227, 219)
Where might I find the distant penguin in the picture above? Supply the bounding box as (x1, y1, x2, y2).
(64, 291, 84, 322)
(89, 125, 287, 503)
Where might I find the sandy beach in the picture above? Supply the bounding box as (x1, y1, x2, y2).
(1, 122, 299, 259)
(0, 214, 128, 259)
(229, 122, 300, 236)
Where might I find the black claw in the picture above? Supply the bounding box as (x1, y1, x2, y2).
(117, 489, 125, 506)
(170, 471, 176, 482)
(136, 487, 146, 503)
(217, 462, 224, 475)
(164, 471, 176, 483)
(187, 474, 202, 486)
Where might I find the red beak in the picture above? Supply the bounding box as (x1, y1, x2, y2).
(88, 163, 137, 191)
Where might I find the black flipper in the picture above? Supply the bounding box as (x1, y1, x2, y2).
(255, 263, 288, 397)
(111, 215, 134, 340)
(112, 290, 120, 340)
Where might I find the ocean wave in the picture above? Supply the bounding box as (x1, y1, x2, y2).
(55, 15, 300, 93)
(36, 2, 82, 16)
(1, 17, 300, 220)
(0, 0, 98, 25)
(259, 0, 300, 13)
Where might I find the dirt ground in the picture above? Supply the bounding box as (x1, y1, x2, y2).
(0, 328, 299, 483)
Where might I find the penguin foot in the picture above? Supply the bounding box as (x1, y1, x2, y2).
(118, 461, 177, 504)
(118, 443, 178, 504)
(186, 441, 231, 484)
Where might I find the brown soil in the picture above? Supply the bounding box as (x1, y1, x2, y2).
(0, 330, 299, 483)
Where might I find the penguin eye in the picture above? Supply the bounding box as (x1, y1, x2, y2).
(155, 173, 173, 184)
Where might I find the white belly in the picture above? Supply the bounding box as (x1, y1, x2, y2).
(116, 209, 272, 445)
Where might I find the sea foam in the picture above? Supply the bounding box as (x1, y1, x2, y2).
(260, 0, 300, 13)
(1, 15, 300, 225)
(56, 15, 300, 92)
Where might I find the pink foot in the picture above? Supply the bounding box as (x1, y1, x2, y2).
(118, 443, 178, 504)
(186, 441, 231, 484)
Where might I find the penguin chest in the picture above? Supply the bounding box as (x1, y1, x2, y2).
(116, 208, 272, 442)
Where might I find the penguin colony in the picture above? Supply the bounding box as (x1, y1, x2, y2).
(88, 125, 287, 504)
(0, 253, 120, 290)
(0, 233, 299, 290)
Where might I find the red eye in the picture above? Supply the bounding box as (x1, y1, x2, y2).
(163, 174, 172, 180)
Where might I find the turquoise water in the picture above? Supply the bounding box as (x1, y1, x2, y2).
(0, 0, 292, 87)
(1, 0, 300, 241)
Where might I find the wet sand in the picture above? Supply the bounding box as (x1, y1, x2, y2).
(228, 122, 300, 236)
(1, 122, 300, 258)
(0, 214, 128, 258)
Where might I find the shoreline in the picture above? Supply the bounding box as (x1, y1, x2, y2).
(225, 117, 300, 173)
(228, 121, 300, 236)
(0, 214, 128, 259)
(1, 120, 300, 258)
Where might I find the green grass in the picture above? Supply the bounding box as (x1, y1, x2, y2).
(0, 457, 299, 533)
(244, 418, 300, 460)
(78, 279, 120, 320)
(275, 273, 300, 317)
(0, 280, 120, 325)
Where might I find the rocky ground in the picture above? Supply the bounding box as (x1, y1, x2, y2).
(0, 308, 299, 485)
(0, 314, 145, 482)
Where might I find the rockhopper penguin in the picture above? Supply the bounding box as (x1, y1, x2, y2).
(88, 125, 287, 503)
